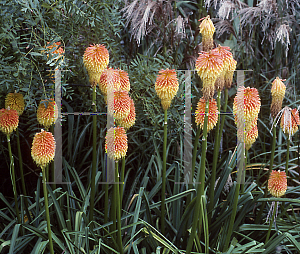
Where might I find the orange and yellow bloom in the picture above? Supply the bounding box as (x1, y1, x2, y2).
(118, 97, 136, 130)
(268, 170, 287, 198)
(195, 98, 219, 132)
(271, 77, 286, 119)
(37, 99, 57, 129)
(0, 108, 19, 136)
(105, 127, 128, 161)
(108, 90, 131, 120)
(199, 15, 215, 52)
(31, 129, 56, 168)
(280, 107, 300, 137)
(5, 92, 25, 116)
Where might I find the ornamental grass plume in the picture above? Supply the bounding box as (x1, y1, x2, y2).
(195, 97, 219, 132)
(224, 56, 237, 89)
(83, 44, 109, 87)
(268, 170, 287, 198)
(213, 45, 233, 91)
(199, 15, 215, 52)
(105, 127, 128, 161)
(118, 97, 136, 130)
(5, 92, 25, 116)
(0, 108, 19, 136)
(37, 99, 57, 129)
(233, 86, 261, 129)
(195, 50, 224, 100)
(280, 107, 300, 138)
(98, 68, 121, 97)
(108, 90, 131, 120)
(31, 129, 56, 169)
(270, 77, 286, 119)
(155, 69, 179, 110)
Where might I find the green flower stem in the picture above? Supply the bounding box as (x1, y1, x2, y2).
(115, 162, 123, 254)
(208, 89, 221, 222)
(223, 149, 246, 251)
(286, 139, 290, 176)
(186, 100, 209, 254)
(7, 135, 21, 224)
(41, 166, 54, 254)
(50, 125, 56, 190)
(120, 157, 125, 207)
(89, 86, 97, 228)
(16, 128, 31, 222)
(265, 201, 277, 244)
(104, 174, 109, 224)
(111, 177, 117, 242)
(219, 88, 228, 142)
(161, 109, 168, 235)
(255, 126, 276, 224)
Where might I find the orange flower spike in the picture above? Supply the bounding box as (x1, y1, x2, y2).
(105, 127, 128, 161)
(98, 68, 121, 96)
(199, 15, 215, 52)
(241, 121, 258, 150)
(31, 129, 56, 168)
(118, 97, 136, 130)
(224, 56, 237, 89)
(233, 86, 261, 126)
(108, 90, 131, 120)
(280, 108, 300, 137)
(5, 92, 25, 116)
(268, 170, 287, 198)
(37, 99, 57, 129)
(155, 69, 179, 110)
(46, 42, 64, 55)
(118, 69, 130, 92)
(83, 44, 109, 87)
(195, 50, 224, 100)
(195, 98, 219, 132)
(0, 108, 19, 136)
(271, 77, 286, 118)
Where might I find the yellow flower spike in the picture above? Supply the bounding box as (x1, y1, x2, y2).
(268, 170, 287, 198)
(155, 69, 179, 110)
(5, 92, 25, 116)
(105, 127, 128, 161)
(224, 56, 237, 89)
(118, 97, 136, 130)
(0, 108, 19, 136)
(195, 50, 224, 100)
(31, 129, 56, 168)
(199, 15, 215, 52)
(280, 108, 300, 137)
(237, 120, 259, 150)
(195, 97, 219, 132)
(108, 90, 131, 120)
(270, 77, 286, 119)
(83, 44, 109, 87)
(37, 99, 57, 129)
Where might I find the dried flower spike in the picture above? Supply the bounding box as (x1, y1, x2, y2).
(37, 99, 57, 129)
(280, 107, 299, 137)
(31, 129, 56, 168)
(0, 108, 19, 136)
(195, 50, 224, 100)
(5, 92, 25, 116)
(105, 127, 128, 161)
(155, 69, 179, 110)
(270, 77, 286, 119)
(268, 170, 287, 198)
(199, 15, 215, 52)
(195, 98, 219, 132)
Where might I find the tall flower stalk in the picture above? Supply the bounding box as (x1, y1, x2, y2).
(31, 129, 56, 254)
(155, 69, 179, 235)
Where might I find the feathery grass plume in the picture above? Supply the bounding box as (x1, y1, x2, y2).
(224, 55, 237, 89)
(199, 15, 215, 52)
(233, 86, 261, 129)
(218, 1, 236, 20)
(5, 92, 25, 116)
(98, 68, 121, 97)
(195, 50, 224, 100)
(118, 97, 136, 130)
(0, 108, 19, 136)
(195, 97, 219, 132)
(31, 129, 56, 168)
(83, 44, 109, 87)
(270, 77, 286, 119)
(108, 90, 131, 121)
(37, 99, 57, 129)
(280, 107, 300, 138)
(105, 127, 128, 161)
(268, 170, 287, 198)
(275, 24, 291, 57)
(213, 45, 233, 90)
(155, 69, 179, 110)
